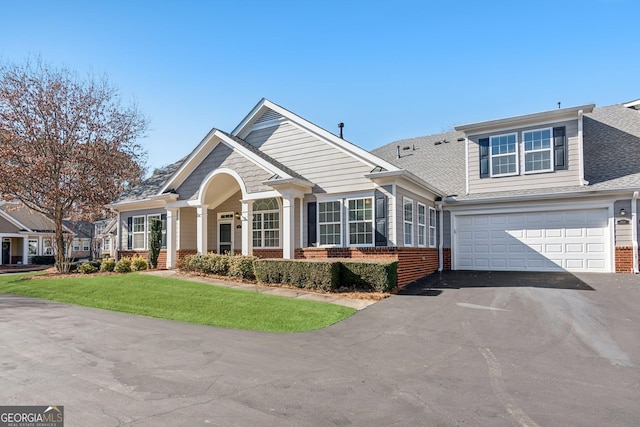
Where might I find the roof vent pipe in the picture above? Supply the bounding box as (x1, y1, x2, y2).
(338, 122, 344, 139)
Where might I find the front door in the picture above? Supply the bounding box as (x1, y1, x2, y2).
(1, 239, 10, 265)
(219, 222, 232, 254)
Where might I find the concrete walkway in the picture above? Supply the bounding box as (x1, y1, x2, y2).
(143, 270, 378, 310)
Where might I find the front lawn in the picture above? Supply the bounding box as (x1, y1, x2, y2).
(0, 273, 356, 332)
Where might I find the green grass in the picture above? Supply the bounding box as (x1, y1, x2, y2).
(0, 273, 356, 332)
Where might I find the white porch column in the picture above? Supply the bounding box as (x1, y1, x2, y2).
(241, 200, 251, 256)
(22, 236, 29, 265)
(196, 205, 208, 255)
(166, 208, 178, 268)
(282, 194, 296, 259)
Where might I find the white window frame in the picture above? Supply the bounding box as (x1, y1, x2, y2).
(523, 127, 554, 174)
(132, 215, 146, 250)
(104, 237, 111, 251)
(347, 197, 374, 247)
(28, 239, 38, 256)
(403, 197, 413, 246)
(318, 200, 342, 247)
(489, 132, 519, 177)
(417, 202, 427, 247)
(82, 240, 90, 251)
(428, 207, 437, 248)
(72, 239, 80, 251)
(252, 198, 281, 249)
(43, 238, 53, 256)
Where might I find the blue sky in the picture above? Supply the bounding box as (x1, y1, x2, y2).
(2, 0, 638, 172)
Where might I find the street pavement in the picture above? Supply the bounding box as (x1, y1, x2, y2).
(0, 271, 638, 426)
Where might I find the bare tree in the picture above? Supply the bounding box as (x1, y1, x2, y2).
(0, 59, 148, 272)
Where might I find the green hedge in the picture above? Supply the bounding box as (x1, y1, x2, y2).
(31, 255, 55, 265)
(178, 254, 398, 293)
(254, 259, 341, 291)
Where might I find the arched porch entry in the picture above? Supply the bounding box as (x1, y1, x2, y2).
(196, 169, 248, 256)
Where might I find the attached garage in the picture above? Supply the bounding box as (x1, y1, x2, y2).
(453, 208, 612, 272)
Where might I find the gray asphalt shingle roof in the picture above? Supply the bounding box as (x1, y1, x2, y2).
(371, 130, 466, 197)
(113, 157, 187, 204)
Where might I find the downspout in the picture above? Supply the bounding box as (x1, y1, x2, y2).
(632, 191, 639, 274)
(437, 201, 444, 272)
(115, 210, 121, 262)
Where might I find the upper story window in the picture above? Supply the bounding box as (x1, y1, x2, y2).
(490, 133, 518, 176)
(253, 198, 280, 248)
(479, 126, 567, 179)
(348, 198, 373, 245)
(319, 201, 341, 246)
(523, 128, 552, 173)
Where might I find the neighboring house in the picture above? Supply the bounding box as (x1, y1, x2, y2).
(108, 99, 443, 286)
(0, 201, 72, 265)
(64, 220, 93, 260)
(109, 98, 640, 285)
(373, 99, 640, 274)
(94, 217, 117, 258)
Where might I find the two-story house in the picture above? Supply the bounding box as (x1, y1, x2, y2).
(109, 98, 640, 286)
(374, 100, 640, 274)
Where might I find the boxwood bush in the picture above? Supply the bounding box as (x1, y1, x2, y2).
(178, 254, 257, 280)
(100, 258, 116, 272)
(254, 259, 341, 291)
(340, 260, 398, 292)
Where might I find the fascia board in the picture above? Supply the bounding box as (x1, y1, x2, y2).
(365, 170, 445, 197)
(455, 103, 596, 133)
(233, 99, 402, 173)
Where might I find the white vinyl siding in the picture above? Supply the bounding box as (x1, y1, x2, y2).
(468, 119, 580, 194)
(244, 122, 375, 194)
(403, 198, 413, 246)
(523, 128, 553, 173)
(319, 201, 342, 246)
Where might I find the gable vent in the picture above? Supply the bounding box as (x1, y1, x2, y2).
(255, 109, 283, 124)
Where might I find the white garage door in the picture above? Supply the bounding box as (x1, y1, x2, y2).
(454, 209, 610, 272)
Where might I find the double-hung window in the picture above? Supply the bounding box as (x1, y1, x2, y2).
(403, 198, 413, 246)
(253, 198, 280, 248)
(147, 214, 167, 249)
(490, 133, 518, 176)
(104, 237, 111, 251)
(428, 207, 437, 248)
(523, 128, 552, 173)
(28, 239, 38, 256)
(82, 240, 90, 251)
(132, 216, 145, 249)
(72, 240, 80, 251)
(417, 203, 426, 247)
(348, 198, 373, 245)
(318, 201, 341, 245)
(43, 239, 53, 256)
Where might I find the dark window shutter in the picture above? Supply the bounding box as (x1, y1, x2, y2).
(553, 127, 566, 170)
(375, 193, 388, 246)
(307, 202, 317, 247)
(161, 214, 167, 248)
(127, 217, 133, 250)
(479, 138, 490, 178)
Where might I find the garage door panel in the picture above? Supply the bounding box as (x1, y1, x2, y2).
(455, 208, 610, 272)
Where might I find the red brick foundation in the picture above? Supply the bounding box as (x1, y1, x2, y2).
(252, 249, 284, 259)
(615, 246, 634, 273)
(295, 247, 440, 288)
(443, 248, 451, 270)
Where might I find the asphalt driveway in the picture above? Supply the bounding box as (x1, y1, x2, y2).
(1, 271, 639, 426)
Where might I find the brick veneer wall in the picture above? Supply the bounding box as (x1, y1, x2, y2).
(295, 247, 440, 287)
(615, 246, 634, 273)
(443, 248, 451, 270)
(253, 249, 284, 259)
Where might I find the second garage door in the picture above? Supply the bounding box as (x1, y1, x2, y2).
(454, 208, 611, 272)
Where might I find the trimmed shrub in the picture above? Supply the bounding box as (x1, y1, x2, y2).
(131, 255, 148, 271)
(340, 260, 398, 292)
(254, 259, 340, 291)
(100, 258, 116, 272)
(31, 255, 55, 265)
(69, 262, 79, 272)
(78, 262, 98, 274)
(114, 257, 132, 273)
(228, 256, 257, 280)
